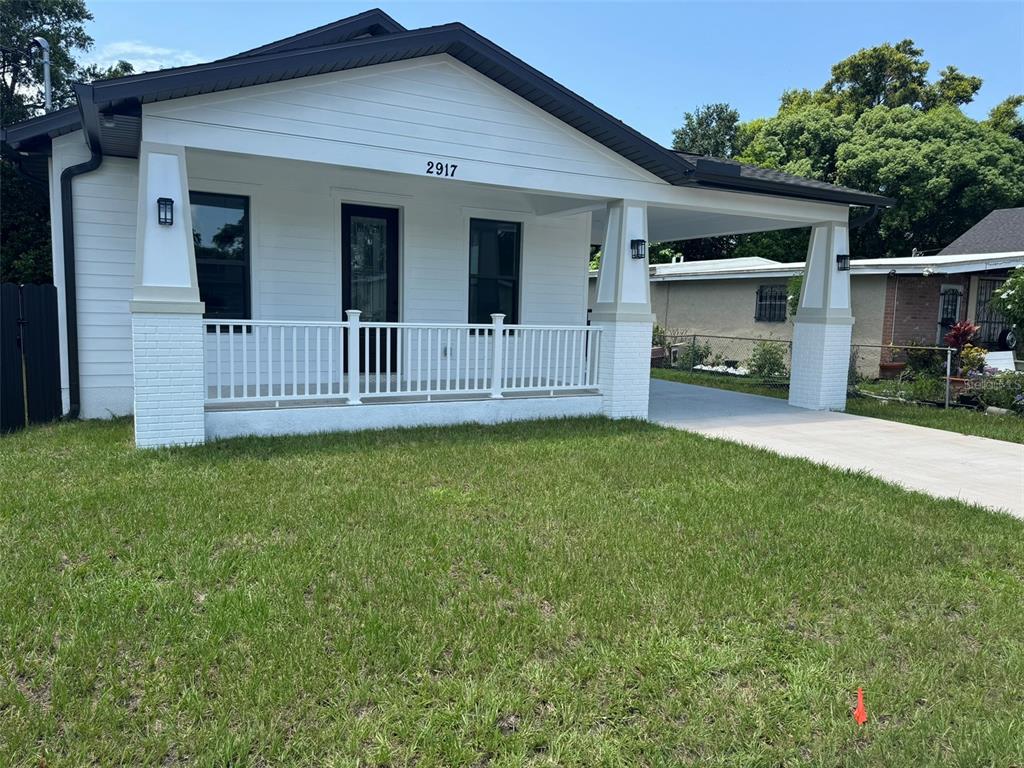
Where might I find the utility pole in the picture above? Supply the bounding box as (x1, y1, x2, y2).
(30, 37, 51, 112)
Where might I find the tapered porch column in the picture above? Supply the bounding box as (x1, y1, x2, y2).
(130, 143, 206, 447)
(788, 220, 854, 410)
(591, 200, 654, 419)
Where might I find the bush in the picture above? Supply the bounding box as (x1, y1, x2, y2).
(959, 344, 987, 374)
(674, 339, 711, 370)
(990, 266, 1024, 336)
(652, 324, 668, 349)
(904, 344, 945, 376)
(787, 273, 803, 317)
(747, 340, 788, 380)
(973, 371, 1024, 414)
(903, 375, 946, 403)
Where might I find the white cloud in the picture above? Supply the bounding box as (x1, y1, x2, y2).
(85, 41, 205, 74)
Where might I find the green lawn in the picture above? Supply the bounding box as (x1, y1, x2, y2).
(651, 368, 1024, 444)
(651, 367, 788, 399)
(3, 418, 1024, 766)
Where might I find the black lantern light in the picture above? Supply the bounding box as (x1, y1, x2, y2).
(836, 253, 851, 271)
(157, 197, 174, 226)
(630, 238, 647, 260)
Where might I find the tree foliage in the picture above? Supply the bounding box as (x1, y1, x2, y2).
(671, 102, 742, 158)
(664, 40, 1024, 262)
(1, 0, 133, 283)
(990, 266, 1024, 333)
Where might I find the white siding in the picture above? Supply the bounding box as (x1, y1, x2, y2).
(51, 132, 138, 418)
(145, 56, 661, 197)
(188, 151, 591, 327)
(52, 139, 590, 419)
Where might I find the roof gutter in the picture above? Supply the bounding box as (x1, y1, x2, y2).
(690, 158, 893, 208)
(850, 204, 884, 229)
(58, 83, 103, 420)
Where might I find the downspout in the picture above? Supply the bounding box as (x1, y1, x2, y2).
(59, 83, 103, 419)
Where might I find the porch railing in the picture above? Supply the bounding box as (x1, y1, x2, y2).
(203, 312, 602, 406)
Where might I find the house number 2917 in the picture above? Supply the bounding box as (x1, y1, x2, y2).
(426, 160, 457, 177)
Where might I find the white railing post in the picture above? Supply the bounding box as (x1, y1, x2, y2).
(346, 310, 362, 405)
(490, 313, 505, 399)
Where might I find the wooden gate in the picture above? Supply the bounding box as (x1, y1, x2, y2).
(1, 283, 61, 432)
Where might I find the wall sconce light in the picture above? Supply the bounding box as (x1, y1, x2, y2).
(630, 238, 647, 260)
(157, 197, 174, 226)
(836, 253, 850, 271)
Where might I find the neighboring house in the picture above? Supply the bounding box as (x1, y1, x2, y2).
(589, 208, 1022, 375)
(1, 9, 887, 447)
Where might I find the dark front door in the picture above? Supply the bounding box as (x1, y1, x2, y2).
(342, 204, 399, 373)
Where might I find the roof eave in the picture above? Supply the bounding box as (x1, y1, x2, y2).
(690, 167, 894, 208)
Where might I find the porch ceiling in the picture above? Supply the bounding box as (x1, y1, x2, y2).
(591, 204, 832, 245)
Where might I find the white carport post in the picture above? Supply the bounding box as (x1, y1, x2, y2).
(129, 143, 206, 447)
(591, 199, 654, 419)
(788, 220, 854, 411)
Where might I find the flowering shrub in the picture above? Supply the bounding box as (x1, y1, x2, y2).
(959, 343, 988, 374)
(943, 320, 979, 351)
(990, 266, 1024, 333)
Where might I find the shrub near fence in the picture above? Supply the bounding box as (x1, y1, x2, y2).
(654, 333, 1021, 416)
(656, 333, 791, 394)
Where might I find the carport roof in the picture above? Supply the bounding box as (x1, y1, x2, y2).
(2, 8, 891, 208)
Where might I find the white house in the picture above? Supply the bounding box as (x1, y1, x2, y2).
(1, 9, 890, 447)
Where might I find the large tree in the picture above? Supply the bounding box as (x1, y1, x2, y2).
(1, 0, 132, 284)
(665, 40, 1024, 262)
(671, 102, 742, 158)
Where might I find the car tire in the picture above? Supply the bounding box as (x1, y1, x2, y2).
(997, 328, 1017, 351)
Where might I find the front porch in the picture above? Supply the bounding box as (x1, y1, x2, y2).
(200, 315, 603, 440)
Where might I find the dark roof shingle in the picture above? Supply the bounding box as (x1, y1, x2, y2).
(939, 208, 1024, 255)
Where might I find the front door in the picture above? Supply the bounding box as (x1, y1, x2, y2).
(342, 204, 399, 373)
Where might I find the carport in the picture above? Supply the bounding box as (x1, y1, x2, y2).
(587, 153, 891, 414)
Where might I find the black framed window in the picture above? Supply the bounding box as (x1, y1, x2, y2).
(190, 191, 250, 320)
(754, 285, 787, 322)
(469, 218, 521, 325)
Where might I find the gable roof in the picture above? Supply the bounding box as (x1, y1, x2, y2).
(1, 8, 890, 207)
(225, 8, 406, 59)
(939, 208, 1024, 255)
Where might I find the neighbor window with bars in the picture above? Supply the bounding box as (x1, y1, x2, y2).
(754, 285, 787, 322)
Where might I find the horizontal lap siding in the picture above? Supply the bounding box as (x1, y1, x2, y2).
(190, 152, 591, 392)
(147, 56, 653, 186)
(190, 152, 590, 330)
(73, 156, 138, 415)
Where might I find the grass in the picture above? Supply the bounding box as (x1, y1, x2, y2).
(3, 417, 1024, 766)
(651, 367, 788, 399)
(651, 368, 1024, 444)
(844, 398, 1024, 444)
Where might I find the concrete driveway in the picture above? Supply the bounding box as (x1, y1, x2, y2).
(649, 379, 1024, 517)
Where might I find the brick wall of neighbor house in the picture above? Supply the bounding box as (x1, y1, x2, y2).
(882, 274, 970, 348)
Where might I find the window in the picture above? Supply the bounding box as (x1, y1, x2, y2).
(190, 191, 250, 320)
(937, 284, 964, 343)
(468, 218, 521, 325)
(975, 278, 1011, 346)
(754, 285, 787, 322)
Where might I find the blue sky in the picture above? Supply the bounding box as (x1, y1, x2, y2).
(85, 1, 1023, 145)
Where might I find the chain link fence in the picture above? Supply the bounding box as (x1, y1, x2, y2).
(654, 333, 792, 396)
(653, 332, 971, 408)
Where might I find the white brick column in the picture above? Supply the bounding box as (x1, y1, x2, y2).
(591, 200, 654, 419)
(789, 220, 854, 411)
(132, 312, 205, 447)
(130, 143, 206, 447)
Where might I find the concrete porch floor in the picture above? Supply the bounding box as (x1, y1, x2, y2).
(648, 379, 1024, 518)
